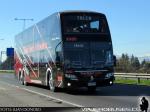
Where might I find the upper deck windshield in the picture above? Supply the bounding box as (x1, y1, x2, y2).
(62, 13, 108, 34)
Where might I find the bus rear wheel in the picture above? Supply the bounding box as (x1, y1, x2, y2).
(20, 72, 28, 86)
(19, 72, 24, 85)
(23, 76, 28, 86)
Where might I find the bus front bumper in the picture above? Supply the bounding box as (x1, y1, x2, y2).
(64, 76, 115, 89)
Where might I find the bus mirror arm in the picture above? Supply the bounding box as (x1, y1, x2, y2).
(55, 41, 62, 54)
(55, 41, 62, 68)
(56, 54, 61, 67)
(113, 55, 116, 66)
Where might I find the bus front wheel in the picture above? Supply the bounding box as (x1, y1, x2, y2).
(48, 72, 57, 92)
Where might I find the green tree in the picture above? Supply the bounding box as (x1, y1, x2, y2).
(141, 59, 146, 67)
(115, 53, 131, 72)
(115, 53, 141, 73)
(130, 55, 140, 72)
(143, 62, 150, 73)
(0, 56, 14, 70)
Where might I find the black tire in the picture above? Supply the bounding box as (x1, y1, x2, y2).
(23, 76, 28, 86)
(48, 72, 57, 92)
(88, 86, 96, 92)
(20, 73, 24, 85)
(18, 71, 21, 81)
(20, 72, 28, 86)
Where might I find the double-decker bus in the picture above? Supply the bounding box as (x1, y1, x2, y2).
(14, 11, 116, 92)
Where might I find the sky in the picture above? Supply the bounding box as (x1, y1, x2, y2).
(0, 0, 150, 61)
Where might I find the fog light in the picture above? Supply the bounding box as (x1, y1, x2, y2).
(67, 83, 71, 86)
(110, 81, 113, 85)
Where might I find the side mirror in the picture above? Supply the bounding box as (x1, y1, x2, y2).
(113, 55, 116, 66)
(56, 52, 61, 68)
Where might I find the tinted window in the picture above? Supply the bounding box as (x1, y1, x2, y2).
(62, 15, 108, 34)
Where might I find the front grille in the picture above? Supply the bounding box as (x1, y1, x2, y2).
(75, 71, 107, 82)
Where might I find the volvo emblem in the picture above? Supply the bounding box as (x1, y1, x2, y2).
(90, 76, 94, 81)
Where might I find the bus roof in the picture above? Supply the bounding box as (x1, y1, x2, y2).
(58, 10, 105, 16)
(15, 10, 105, 38)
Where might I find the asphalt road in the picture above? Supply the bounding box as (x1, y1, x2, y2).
(0, 73, 150, 112)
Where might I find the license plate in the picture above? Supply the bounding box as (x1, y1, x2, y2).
(88, 82, 96, 86)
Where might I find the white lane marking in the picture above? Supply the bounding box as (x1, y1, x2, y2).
(0, 81, 84, 107)
(22, 88, 84, 107)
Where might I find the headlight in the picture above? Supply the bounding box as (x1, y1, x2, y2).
(105, 73, 113, 78)
(65, 74, 78, 80)
(106, 51, 113, 64)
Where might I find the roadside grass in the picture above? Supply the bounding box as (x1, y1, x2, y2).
(0, 70, 14, 73)
(115, 77, 150, 86)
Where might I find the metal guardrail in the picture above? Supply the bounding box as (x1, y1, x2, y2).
(115, 72, 150, 76)
(114, 73, 150, 83)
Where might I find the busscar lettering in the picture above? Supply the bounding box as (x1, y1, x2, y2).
(23, 42, 48, 54)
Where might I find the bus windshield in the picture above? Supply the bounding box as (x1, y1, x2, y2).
(62, 14, 108, 34)
(64, 42, 110, 69)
